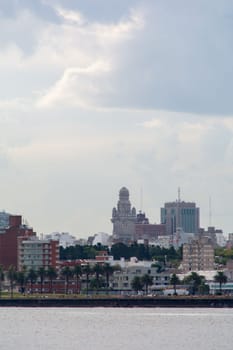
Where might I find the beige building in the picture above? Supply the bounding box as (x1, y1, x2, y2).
(182, 236, 214, 272)
(111, 187, 137, 244)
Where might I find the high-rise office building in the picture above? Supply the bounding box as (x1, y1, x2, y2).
(161, 197, 200, 235)
(111, 187, 137, 244)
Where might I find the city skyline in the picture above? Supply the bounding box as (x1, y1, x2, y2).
(0, 187, 228, 238)
(0, 1, 232, 236)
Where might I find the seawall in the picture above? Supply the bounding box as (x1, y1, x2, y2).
(0, 297, 232, 308)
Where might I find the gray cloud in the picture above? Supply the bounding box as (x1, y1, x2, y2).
(28, 0, 233, 115)
(0, 0, 232, 236)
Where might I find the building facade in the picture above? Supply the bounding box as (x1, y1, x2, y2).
(111, 263, 170, 292)
(111, 187, 137, 244)
(18, 236, 59, 271)
(161, 200, 200, 235)
(0, 215, 35, 269)
(134, 211, 166, 243)
(182, 237, 214, 272)
(0, 211, 10, 229)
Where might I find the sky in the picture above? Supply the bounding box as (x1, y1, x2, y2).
(0, 0, 233, 237)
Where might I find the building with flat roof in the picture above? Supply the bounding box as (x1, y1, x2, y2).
(182, 236, 214, 272)
(18, 236, 59, 271)
(0, 215, 35, 269)
(161, 199, 200, 235)
(135, 211, 166, 243)
(111, 261, 170, 292)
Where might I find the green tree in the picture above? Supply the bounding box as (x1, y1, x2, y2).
(61, 266, 73, 294)
(152, 262, 164, 273)
(131, 276, 144, 293)
(47, 266, 57, 294)
(7, 265, 17, 298)
(27, 268, 37, 294)
(214, 271, 227, 294)
(37, 267, 46, 294)
(111, 243, 130, 260)
(183, 272, 205, 295)
(73, 264, 82, 294)
(89, 277, 105, 291)
(170, 274, 180, 295)
(82, 264, 92, 295)
(16, 269, 28, 294)
(0, 265, 4, 298)
(198, 281, 210, 295)
(102, 263, 114, 290)
(92, 264, 103, 292)
(141, 274, 153, 295)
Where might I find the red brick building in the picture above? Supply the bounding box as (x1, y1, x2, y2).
(134, 212, 166, 242)
(0, 215, 35, 269)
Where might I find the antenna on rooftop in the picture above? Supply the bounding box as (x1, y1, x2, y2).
(176, 187, 181, 230)
(140, 186, 143, 212)
(178, 187, 181, 202)
(209, 196, 212, 227)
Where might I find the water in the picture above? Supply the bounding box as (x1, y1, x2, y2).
(0, 308, 232, 350)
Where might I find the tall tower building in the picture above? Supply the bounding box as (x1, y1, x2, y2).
(111, 187, 137, 244)
(161, 197, 200, 235)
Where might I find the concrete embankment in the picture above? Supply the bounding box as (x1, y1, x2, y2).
(0, 297, 233, 307)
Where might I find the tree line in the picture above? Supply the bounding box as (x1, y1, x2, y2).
(60, 243, 182, 265)
(0, 263, 121, 298)
(0, 264, 228, 298)
(127, 271, 228, 296)
(215, 247, 233, 266)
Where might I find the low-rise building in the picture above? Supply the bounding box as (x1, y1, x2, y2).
(44, 232, 77, 248)
(111, 261, 170, 292)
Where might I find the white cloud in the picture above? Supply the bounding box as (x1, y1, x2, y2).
(0, 1, 232, 236)
(37, 62, 112, 108)
(55, 7, 86, 25)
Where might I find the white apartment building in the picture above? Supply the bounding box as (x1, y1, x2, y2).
(111, 261, 170, 292)
(18, 236, 59, 271)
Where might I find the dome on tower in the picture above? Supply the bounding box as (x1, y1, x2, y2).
(119, 187, 129, 200)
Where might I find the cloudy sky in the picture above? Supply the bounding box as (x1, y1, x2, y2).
(0, 0, 233, 237)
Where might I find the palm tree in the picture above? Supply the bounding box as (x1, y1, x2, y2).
(92, 264, 103, 293)
(141, 274, 153, 295)
(7, 265, 17, 298)
(170, 273, 180, 295)
(27, 268, 37, 294)
(0, 265, 4, 298)
(131, 276, 144, 294)
(82, 264, 92, 295)
(47, 266, 57, 294)
(73, 264, 82, 294)
(214, 271, 227, 295)
(61, 266, 73, 294)
(16, 270, 28, 295)
(38, 267, 46, 294)
(102, 263, 114, 290)
(183, 272, 204, 295)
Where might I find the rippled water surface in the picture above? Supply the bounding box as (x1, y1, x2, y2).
(0, 308, 232, 350)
